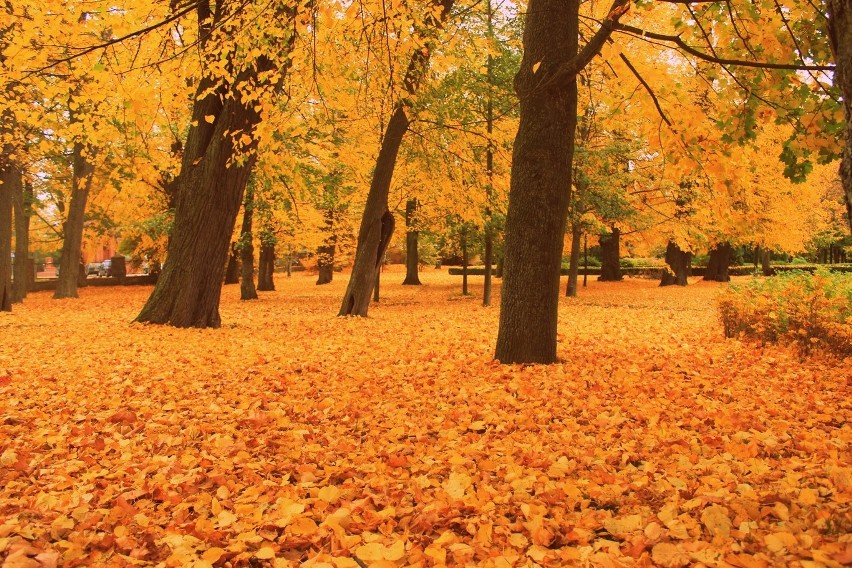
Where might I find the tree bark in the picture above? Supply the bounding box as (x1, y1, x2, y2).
(566, 222, 582, 296)
(136, 2, 296, 327)
(598, 227, 623, 281)
(317, 209, 336, 285)
(54, 134, 95, 299)
(239, 183, 258, 301)
(224, 243, 240, 284)
(339, 0, 454, 316)
(402, 198, 421, 285)
(495, 0, 581, 363)
(660, 241, 691, 286)
(11, 171, 30, 303)
(0, 162, 13, 311)
(257, 241, 275, 291)
(704, 242, 732, 282)
(827, 0, 852, 235)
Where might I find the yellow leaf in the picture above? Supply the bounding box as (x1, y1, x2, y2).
(255, 547, 275, 560)
(318, 486, 341, 503)
(204, 115, 216, 123)
(202, 547, 226, 563)
(217, 510, 238, 528)
(532, 61, 541, 74)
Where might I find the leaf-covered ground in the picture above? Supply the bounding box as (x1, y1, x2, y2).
(1, 270, 849, 567)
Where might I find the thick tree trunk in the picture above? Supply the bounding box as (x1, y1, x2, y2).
(402, 198, 421, 285)
(373, 269, 381, 302)
(338, 108, 405, 315)
(239, 184, 258, 301)
(11, 171, 30, 303)
(704, 242, 732, 282)
(316, 210, 336, 285)
(660, 241, 691, 286)
(566, 222, 582, 296)
(495, 0, 580, 363)
(136, 83, 263, 326)
(598, 227, 623, 281)
(0, 163, 13, 311)
(224, 243, 240, 284)
(828, 0, 852, 235)
(55, 138, 95, 299)
(257, 242, 275, 291)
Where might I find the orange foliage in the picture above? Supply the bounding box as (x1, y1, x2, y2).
(0, 273, 849, 566)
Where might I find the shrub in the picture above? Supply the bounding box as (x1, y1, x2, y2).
(717, 269, 852, 357)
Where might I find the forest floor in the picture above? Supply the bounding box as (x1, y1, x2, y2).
(0, 270, 849, 567)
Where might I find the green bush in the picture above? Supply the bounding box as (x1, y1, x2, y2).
(717, 269, 852, 357)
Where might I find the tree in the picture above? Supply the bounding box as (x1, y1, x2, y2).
(12, 176, 32, 302)
(0, 162, 13, 311)
(339, 0, 455, 316)
(402, 199, 422, 285)
(704, 242, 733, 282)
(495, 0, 632, 363)
(54, 111, 97, 299)
(239, 179, 258, 301)
(137, 1, 299, 327)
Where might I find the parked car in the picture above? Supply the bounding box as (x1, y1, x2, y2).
(86, 262, 102, 276)
(98, 259, 112, 277)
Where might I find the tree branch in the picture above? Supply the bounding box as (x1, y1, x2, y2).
(618, 53, 672, 127)
(614, 23, 835, 71)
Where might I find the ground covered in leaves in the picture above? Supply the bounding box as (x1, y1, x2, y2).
(1, 270, 849, 567)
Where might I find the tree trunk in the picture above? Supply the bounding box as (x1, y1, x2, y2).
(566, 222, 582, 296)
(55, 136, 95, 299)
(136, 85, 264, 326)
(239, 183, 258, 300)
(402, 198, 421, 285)
(257, 241, 275, 291)
(373, 268, 380, 302)
(583, 234, 588, 287)
(704, 242, 732, 282)
(461, 226, 470, 295)
(11, 170, 30, 303)
(317, 209, 336, 285)
(224, 243, 240, 284)
(760, 248, 775, 276)
(660, 241, 691, 286)
(828, 0, 852, 235)
(0, 162, 13, 311)
(494, 0, 580, 363)
(598, 227, 623, 281)
(338, 108, 405, 315)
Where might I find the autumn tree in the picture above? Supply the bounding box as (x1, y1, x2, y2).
(339, 0, 455, 316)
(495, 0, 838, 363)
(137, 1, 300, 327)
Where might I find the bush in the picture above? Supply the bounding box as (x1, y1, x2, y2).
(717, 269, 852, 357)
(620, 257, 664, 268)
